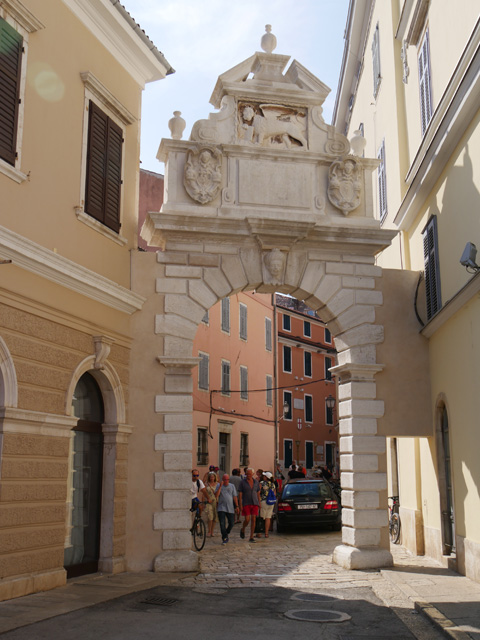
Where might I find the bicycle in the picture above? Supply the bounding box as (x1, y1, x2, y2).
(190, 501, 206, 551)
(388, 495, 401, 544)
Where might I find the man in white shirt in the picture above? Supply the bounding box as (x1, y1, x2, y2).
(191, 469, 205, 511)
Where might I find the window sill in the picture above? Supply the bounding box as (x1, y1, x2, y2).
(0, 159, 28, 184)
(75, 207, 127, 246)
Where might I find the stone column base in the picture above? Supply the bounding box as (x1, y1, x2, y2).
(333, 544, 393, 570)
(154, 550, 199, 573)
(98, 555, 127, 574)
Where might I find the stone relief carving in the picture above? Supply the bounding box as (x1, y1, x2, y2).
(184, 146, 222, 204)
(263, 248, 286, 284)
(238, 103, 307, 149)
(324, 126, 350, 156)
(327, 157, 362, 216)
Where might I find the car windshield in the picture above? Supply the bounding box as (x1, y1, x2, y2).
(283, 482, 331, 499)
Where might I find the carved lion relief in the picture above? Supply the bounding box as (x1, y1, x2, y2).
(327, 157, 362, 216)
(184, 146, 222, 204)
(238, 103, 307, 149)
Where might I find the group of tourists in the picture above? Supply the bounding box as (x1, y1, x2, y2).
(191, 466, 277, 544)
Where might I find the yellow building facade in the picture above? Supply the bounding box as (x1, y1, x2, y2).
(0, 0, 172, 599)
(334, 0, 480, 581)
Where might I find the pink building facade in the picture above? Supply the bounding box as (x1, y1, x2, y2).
(192, 292, 275, 476)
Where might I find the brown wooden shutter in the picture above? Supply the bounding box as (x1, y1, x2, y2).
(85, 101, 122, 233)
(0, 18, 23, 166)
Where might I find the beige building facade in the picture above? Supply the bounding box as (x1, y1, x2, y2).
(334, 0, 480, 581)
(0, 0, 172, 600)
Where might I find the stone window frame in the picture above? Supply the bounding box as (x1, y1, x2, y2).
(304, 393, 313, 423)
(304, 350, 312, 378)
(76, 72, 135, 246)
(282, 313, 291, 332)
(324, 327, 332, 344)
(303, 320, 311, 338)
(283, 390, 293, 421)
(283, 344, 292, 373)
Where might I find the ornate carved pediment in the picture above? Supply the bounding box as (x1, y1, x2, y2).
(183, 146, 222, 204)
(327, 157, 362, 216)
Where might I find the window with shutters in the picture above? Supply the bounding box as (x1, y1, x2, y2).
(324, 327, 332, 343)
(326, 401, 334, 426)
(266, 375, 273, 406)
(283, 345, 292, 373)
(85, 101, 123, 233)
(377, 140, 387, 220)
(283, 314, 291, 331)
(325, 356, 333, 381)
(418, 28, 433, 137)
(372, 23, 381, 98)
(240, 366, 248, 400)
(423, 215, 442, 320)
(239, 303, 247, 341)
(305, 394, 313, 423)
(304, 351, 312, 378)
(198, 352, 209, 391)
(304, 321, 311, 337)
(197, 428, 208, 466)
(221, 360, 230, 396)
(0, 17, 22, 167)
(265, 317, 272, 352)
(221, 298, 230, 333)
(283, 391, 292, 421)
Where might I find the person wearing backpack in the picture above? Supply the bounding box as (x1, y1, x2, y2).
(257, 471, 276, 539)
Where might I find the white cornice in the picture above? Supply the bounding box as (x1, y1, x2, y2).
(0, 225, 145, 314)
(0, 0, 45, 32)
(80, 72, 136, 125)
(394, 20, 480, 230)
(421, 270, 480, 339)
(61, 0, 171, 86)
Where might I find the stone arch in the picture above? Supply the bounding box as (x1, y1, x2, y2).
(65, 355, 126, 424)
(0, 336, 18, 408)
(153, 242, 392, 571)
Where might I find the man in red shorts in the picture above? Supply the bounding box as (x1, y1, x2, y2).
(238, 467, 261, 542)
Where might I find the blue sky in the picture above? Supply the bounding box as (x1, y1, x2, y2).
(119, 0, 350, 173)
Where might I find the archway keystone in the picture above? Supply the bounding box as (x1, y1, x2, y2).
(140, 30, 396, 571)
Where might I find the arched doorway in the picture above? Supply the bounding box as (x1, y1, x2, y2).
(64, 372, 105, 578)
(437, 403, 455, 556)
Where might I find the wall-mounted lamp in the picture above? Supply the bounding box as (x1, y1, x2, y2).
(326, 395, 336, 410)
(460, 242, 480, 273)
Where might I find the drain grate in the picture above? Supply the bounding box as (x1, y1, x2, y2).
(140, 596, 178, 607)
(284, 609, 351, 623)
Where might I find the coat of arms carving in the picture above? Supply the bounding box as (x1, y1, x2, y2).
(184, 146, 222, 204)
(327, 157, 362, 216)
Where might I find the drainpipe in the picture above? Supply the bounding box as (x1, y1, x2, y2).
(273, 293, 279, 470)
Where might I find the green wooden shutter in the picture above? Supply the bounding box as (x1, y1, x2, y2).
(423, 216, 442, 319)
(0, 18, 23, 166)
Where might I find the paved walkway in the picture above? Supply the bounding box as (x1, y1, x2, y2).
(1, 528, 479, 639)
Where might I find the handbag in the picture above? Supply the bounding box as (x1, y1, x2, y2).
(266, 487, 277, 505)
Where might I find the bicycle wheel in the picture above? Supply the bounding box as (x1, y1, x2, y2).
(193, 518, 206, 551)
(390, 513, 401, 544)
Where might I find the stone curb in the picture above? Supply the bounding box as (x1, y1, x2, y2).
(414, 600, 473, 640)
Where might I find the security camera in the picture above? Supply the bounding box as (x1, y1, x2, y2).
(460, 242, 480, 272)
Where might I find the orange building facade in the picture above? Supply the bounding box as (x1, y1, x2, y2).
(275, 295, 338, 476)
(192, 292, 275, 476)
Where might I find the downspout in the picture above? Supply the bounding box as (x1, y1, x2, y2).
(273, 293, 279, 470)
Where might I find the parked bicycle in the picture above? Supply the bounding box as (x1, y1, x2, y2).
(388, 495, 401, 544)
(190, 501, 207, 551)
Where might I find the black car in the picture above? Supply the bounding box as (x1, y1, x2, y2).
(276, 478, 341, 532)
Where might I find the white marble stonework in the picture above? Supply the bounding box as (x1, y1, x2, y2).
(141, 27, 397, 572)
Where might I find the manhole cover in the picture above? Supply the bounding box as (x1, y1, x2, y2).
(140, 596, 178, 607)
(284, 609, 351, 623)
(291, 592, 341, 602)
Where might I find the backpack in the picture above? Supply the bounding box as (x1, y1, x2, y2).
(266, 487, 277, 505)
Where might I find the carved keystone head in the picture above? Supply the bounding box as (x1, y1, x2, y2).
(263, 248, 286, 284)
